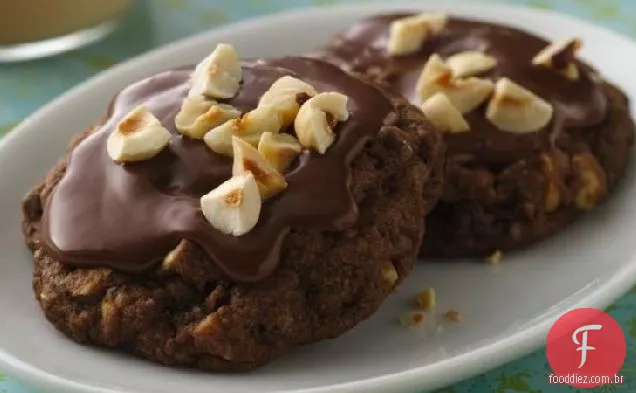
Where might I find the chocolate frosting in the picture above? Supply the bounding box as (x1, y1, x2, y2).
(317, 14, 608, 166)
(40, 57, 394, 282)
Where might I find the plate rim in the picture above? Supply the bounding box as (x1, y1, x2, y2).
(2, 2, 636, 393)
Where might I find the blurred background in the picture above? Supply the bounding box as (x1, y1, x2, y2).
(1, 1, 636, 392)
(1, 0, 636, 137)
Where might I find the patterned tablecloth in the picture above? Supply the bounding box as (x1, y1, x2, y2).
(2, 0, 636, 392)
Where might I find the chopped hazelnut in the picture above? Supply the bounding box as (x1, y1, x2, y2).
(444, 309, 463, 324)
(417, 288, 437, 310)
(485, 250, 502, 265)
(400, 311, 426, 326)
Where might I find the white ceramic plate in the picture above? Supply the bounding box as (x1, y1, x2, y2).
(2, 2, 636, 393)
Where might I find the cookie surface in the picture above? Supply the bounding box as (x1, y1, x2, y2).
(316, 14, 636, 257)
(22, 56, 443, 371)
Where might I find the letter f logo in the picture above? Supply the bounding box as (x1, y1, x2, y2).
(572, 324, 603, 369)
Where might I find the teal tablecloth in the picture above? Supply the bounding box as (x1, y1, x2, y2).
(2, 0, 636, 392)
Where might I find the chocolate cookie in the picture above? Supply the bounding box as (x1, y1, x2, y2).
(316, 14, 636, 257)
(22, 54, 443, 371)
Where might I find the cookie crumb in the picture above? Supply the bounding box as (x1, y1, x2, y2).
(485, 249, 502, 265)
(443, 309, 463, 324)
(417, 287, 436, 310)
(399, 311, 426, 326)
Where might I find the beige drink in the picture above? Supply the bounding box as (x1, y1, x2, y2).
(0, 0, 130, 45)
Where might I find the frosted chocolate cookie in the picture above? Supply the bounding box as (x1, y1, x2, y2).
(316, 13, 635, 257)
(22, 45, 443, 371)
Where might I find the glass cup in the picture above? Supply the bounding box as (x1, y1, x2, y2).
(0, 0, 131, 62)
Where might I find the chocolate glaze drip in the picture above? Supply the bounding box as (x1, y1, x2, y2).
(40, 57, 394, 282)
(317, 14, 608, 166)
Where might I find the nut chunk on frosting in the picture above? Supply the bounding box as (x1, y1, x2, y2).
(204, 105, 284, 156)
(232, 136, 288, 199)
(295, 91, 349, 154)
(486, 78, 554, 133)
(258, 132, 302, 173)
(107, 105, 171, 163)
(416, 54, 494, 114)
(259, 76, 318, 127)
(446, 51, 497, 78)
(189, 43, 243, 99)
(421, 92, 470, 133)
(532, 38, 582, 81)
(204, 75, 317, 157)
(175, 95, 241, 139)
(200, 135, 288, 236)
(387, 13, 448, 56)
(200, 172, 262, 236)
